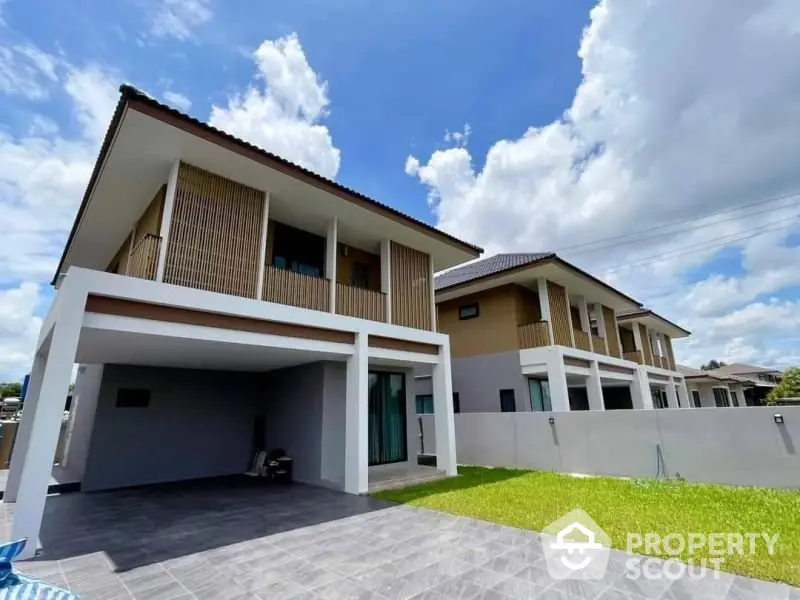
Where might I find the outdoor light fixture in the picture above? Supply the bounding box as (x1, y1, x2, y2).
(774, 413, 784, 424)
(548, 416, 555, 425)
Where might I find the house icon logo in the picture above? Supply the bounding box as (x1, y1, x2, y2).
(542, 509, 611, 580)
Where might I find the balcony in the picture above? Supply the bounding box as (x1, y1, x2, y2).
(336, 283, 386, 322)
(262, 265, 329, 312)
(518, 321, 551, 350)
(573, 329, 591, 352)
(128, 234, 161, 280)
(591, 335, 605, 355)
(623, 350, 644, 364)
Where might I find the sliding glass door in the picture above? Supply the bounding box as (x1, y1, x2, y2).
(368, 372, 408, 466)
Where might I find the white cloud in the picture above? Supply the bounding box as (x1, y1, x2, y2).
(406, 0, 800, 369)
(148, 0, 213, 41)
(0, 43, 58, 99)
(163, 90, 191, 112)
(209, 33, 341, 179)
(0, 60, 119, 380)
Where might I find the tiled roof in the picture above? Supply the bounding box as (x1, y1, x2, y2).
(434, 253, 554, 291)
(705, 363, 781, 376)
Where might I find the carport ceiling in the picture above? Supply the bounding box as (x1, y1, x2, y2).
(77, 328, 344, 372)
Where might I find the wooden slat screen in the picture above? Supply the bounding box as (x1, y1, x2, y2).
(128, 234, 161, 280)
(602, 306, 622, 358)
(574, 329, 591, 352)
(336, 283, 386, 322)
(262, 265, 328, 312)
(623, 351, 644, 364)
(163, 163, 264, 299)
(592, 335, 606, 355)
(517, 321, 551, 349)
(390, 242, 432, 330)
(547, 281, 572, 347)
(640, 323, 654, 366)
(664, 335, 676, 371)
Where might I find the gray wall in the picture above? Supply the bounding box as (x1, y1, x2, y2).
(420, 407, 800, 488)
(66, 364, 104, 478)
(262, 362, 326, 487)
(82, 365, 262, 491)
(320, 362, 347, 488)
(450, 352, 530, 413)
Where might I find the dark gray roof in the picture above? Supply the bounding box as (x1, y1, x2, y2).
(706, 363, 781, 376)
(434, 253, 554, 291)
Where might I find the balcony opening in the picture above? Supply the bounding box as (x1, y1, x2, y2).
(336, 243, 381, 292)
(618, 325, 636, 353)
(270, 221, 326, 278)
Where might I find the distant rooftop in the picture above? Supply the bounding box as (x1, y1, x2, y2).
(706, 363, 782, 376)
(434, 253, 554, 291)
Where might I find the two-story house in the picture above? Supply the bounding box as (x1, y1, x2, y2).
(676, 365, 754, 408)
(702, 363, 781, 406)
(6, 86, 482, 557)
(416, 253, 692, 415)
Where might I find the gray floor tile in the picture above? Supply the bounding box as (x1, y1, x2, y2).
(726, 575, 792, 600)
(311, 578, 382, 600)
(536, 578, 611, 599)
(427, 577, 486, 599)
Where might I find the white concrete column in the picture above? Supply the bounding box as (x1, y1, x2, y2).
(631, 366, 654, 410)
(155, 159, 180, 282)
(666, 377, 679, 408)
(578, 296, 593, 352)
(546, 348, 571, 412)
(12, 285, 85, 559)
(344, 333, 368, 494)
(432, 341, 457, 475)
(4, 354, 47, 502)
(538, 279, 554, 344)
(381, 240, 392, 324)
(676, 379, 691, 409)
(587, 361, 605, 411)
(592, 303, 608, 353)
(256, 192, 270, 300)
(326, 218, 338, 313)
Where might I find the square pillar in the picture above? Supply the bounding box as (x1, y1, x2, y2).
(591, 303, 608, 354)
(631, 366, 654, 410)
(676, 379, 691, 409)
(155, 159, 180, 282)
(666, 377, 680, 408)
(344, 333, 368, 494)
(546, 348, 571, 412)
(12, 285, 84, 559)
(587, 361, 605, 411)
(256, 192, 270, 300)
(326, 218, 338, 313)
(432, 341, 457, 475)
(537, 279, 554, 344)
(4, 354, 47, 502)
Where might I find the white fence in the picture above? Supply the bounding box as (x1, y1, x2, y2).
(418, 406, 800, 488)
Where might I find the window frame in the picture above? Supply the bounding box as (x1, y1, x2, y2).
(452, 392, 461, 414)
(415, 394, 434, 414)
(458, 303, 480, 320)
(499, 389, 516, 413)
(691, 389, 702, 408)
(712, 387, 731, 408)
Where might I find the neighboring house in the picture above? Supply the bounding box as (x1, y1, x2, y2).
(417, 253, 692, 415)
(677, 365, 753, 408)
(6, 85, 481, 556)
(704, 363, 782, 406)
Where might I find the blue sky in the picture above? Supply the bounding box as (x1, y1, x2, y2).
(1, 0, 800, 379)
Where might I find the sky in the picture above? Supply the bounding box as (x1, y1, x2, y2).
(1, 0, 800, 381)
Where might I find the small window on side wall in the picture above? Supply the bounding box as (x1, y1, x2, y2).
(452, 392, 461, 414)
(116, 389, 150, 408)
(458, 303, 479, 320)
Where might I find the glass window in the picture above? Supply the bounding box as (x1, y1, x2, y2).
(713, 388, 730, 407)
(730, 391, 739, 407)
(499, 389, 516, 412)
(351, 262, 369, 289)
(458, 303, 479, 320)
(675, 386, 681, 408)
(452, 392, 461, 414)
(652, 387, 668, 409)
(691, 390, 701, 408)
(415, 394, 434, 414)
(528, 379, 552, 412)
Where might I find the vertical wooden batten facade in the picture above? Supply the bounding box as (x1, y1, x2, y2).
(547, 281, 572, 347)
(163, 163, 264, 299)
(639, 323, 654, 366)
(390, 242, 433, 330)
(602, 306, 622, 358)
(664, 335, 676, 371)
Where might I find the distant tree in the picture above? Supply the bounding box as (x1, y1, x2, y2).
(0, 382, 22, 398)
(700, 360, 727, 371)
(767, 367, 800, 404)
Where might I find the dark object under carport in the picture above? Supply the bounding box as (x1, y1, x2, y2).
(265, 449, 293, 483)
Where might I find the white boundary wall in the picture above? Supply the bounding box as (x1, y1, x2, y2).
(419, 406, 800, 488)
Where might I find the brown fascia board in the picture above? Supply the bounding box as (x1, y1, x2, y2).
(51, 85, 483, 285)
(617, 310, 691, 337)
(436, 254, 643, 307)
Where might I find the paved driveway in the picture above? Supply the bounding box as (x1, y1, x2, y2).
(7, 479, 798, 600)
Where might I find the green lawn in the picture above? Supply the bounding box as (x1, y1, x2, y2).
(373, 466, 800, 586)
